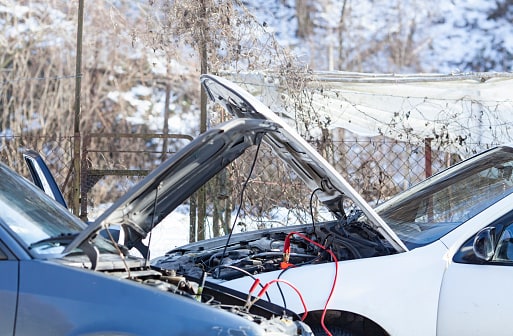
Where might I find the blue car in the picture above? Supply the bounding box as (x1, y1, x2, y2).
(1, 143, 312, 334)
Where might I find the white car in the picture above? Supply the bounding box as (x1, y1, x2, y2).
(27, 74, 513, 336)
(152, 75, 513, 336)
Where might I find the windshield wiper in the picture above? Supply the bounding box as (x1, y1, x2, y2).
(29, 233, 79, 249)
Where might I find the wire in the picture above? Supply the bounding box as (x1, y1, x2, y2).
(216, 264, 310, 319)
(217, 264, 271, 302)
(246, 278, 309, 322)
(282, 231, 339, 336)
(275, 267, 292, 310)
(217, 138, 263, 278)
(105, 227, 131, 279)
(274, 252, 324, 311)
(309, 187, 322, 231)
(1, 74, 79, 85)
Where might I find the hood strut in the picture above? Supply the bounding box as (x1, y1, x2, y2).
(146, 182, 163, 263)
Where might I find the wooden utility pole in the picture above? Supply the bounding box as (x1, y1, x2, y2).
(191, 0, 209, 242)
(73, 0, 84, 217)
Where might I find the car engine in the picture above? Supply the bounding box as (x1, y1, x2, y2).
(153, 219, 397, 281)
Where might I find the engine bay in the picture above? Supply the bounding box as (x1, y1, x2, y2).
(153, 219, 397, 282)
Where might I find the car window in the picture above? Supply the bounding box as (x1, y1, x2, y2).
(376, 146, 513, 249)
(493, 225, 513, 262)
(454, 211, 513, 265)
(0, 163, 87, 256)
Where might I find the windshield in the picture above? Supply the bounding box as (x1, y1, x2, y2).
(0, 163, 88, 256)
(375, 146, 513, 249)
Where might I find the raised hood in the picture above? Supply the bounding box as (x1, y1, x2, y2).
(65, 75, 407, 255)
(200, 75, 407, 252)
(64, 118, 279, 254)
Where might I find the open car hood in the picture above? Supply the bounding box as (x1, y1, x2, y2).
(200, 75, 407, 252)
(60, 74, 407, 255)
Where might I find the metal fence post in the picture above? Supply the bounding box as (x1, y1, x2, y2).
(425, 138, 433, 178)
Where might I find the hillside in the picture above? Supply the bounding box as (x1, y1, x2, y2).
(243, 0, 513, 73)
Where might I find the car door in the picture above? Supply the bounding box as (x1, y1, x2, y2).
(436, 211, 513, 336)
(0, 240, 19, 336)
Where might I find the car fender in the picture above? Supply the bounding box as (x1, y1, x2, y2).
(222, 240, 449, 336)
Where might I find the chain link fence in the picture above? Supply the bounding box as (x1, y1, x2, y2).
(222, 130, 464, 232)
(80, 133, 194, 220)
(1, 129, 487, 240)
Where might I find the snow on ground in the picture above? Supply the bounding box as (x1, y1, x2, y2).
(141, 210, 190, 259)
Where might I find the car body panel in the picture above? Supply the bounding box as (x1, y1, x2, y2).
(436, 197, 513, 336)
(437, 261, 513, 336)
(0, 248, 18, 336)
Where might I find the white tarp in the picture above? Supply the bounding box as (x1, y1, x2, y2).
(223, 71, 513, 151)
(308, 72, 513, 144)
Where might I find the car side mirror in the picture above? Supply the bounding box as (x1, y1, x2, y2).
(473, 227, 496, 261)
